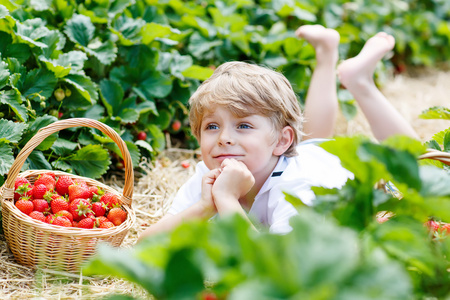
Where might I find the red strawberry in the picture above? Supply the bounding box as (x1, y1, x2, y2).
(15, 177, 31, 190)
(55, 176, 74, 196)
(72, 221, 78, 227)
(91, 202, 107, 217)
(107, 207, 127, 226)
(99, 221, 115, 229)
(14, 183, 33, 201)
(45, 214, 55, 224)
(52, 216, 72, 227)
(425, 220, 440, 232)
(68, 184, 91, 202)
(29, 211, 46, 222)
(15, 197, 34, 215)
(34, 174, 56, 191)
(73, 178, 88, 187)
(78, 217, 95, 229)
(32, 199, 50, 213)
(100, 193, 119, 209)
(57, 210, 74, 222)
(51, 197, 69, 214)
(69, 199, 92, 221)
(442, 223, 450, 235)
(33, 184, 49, 200)
(45, 172, 56, 179)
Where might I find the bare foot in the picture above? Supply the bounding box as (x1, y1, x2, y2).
(337, 32, 395, 91)
(296, 25, 340, 64)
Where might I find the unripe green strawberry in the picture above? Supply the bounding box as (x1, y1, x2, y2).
(65, 88, 71, 97)
(54, 88, 65, 101)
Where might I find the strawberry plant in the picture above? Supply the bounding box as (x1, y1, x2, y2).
(1, 0, 450, 185)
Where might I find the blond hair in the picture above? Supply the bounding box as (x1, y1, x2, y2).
(189, 61, 304, 157)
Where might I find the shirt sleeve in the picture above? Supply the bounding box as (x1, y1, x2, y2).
(167, 161, 208, 215)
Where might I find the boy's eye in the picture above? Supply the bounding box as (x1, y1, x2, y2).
(238, 123, 251, 129)
(206, 124, 219, 130)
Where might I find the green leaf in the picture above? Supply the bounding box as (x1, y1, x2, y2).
(117, 108, 139, 124)
(14, 20, 49, 49)
(21, 68, 57, 100)
(25, 150, 52, 170)
(21, 115, 58, 151)
(360, 142, 421, 190)
(146, 124, 165, 152)
(61, 144, 110, 179)
(0, 141, 14, 175)
(419, 106, 450, 120)
(64, 74, 98, 103)
(100, 79, 123, 117)
(188, 32, 223, 59)
(0, 119, 27, 143)
(419, 166, 450, 197)
(50, 138, 78, 156)
(163, 248, 205, 299)
(56, 51, 88, 72)
(40, 57, 72, 78)
(0, 89, 28, 122)
(106, 141, 140, 168)
(0, 60, 9, 89)
(0, 31, 31, 63)
(83, 243, 165, 298)
(138, 72, 173, 98)
(85, 39, 117, 66)
(181, 65, 214, 81)
(64, 14, 95, 47)
(135, 140, 153, 153)
(141, 22, 174, 44)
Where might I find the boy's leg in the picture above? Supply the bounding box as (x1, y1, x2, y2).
(337, 33, 419, 141)
(296, 25, 340, 139)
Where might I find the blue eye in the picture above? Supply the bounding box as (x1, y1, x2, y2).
(206, 124, 219, 130)
(238, 123, 251, 129)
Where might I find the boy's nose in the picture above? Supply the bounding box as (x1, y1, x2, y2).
(218, 129, 235, 145)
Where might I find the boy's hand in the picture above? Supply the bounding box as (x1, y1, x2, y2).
(212, 158, 255, 210)
(200, 168, 221, 213)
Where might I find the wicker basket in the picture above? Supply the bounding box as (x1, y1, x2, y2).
(0, 118, 136, 272)
(419, 148, 450, 166)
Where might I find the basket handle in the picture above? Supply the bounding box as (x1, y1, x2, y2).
(418, 148, 450, 166)
(4, 118, 134, 205)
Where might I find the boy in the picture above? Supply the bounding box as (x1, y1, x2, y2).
(138, 27, 417, 241)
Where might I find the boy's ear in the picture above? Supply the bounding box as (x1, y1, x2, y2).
(273, 126, 294, 156)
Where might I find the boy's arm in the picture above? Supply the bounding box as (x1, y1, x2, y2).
(137, 202, 216, 243)
(137, 168, 221, 243)
(212, 159, 257, 229)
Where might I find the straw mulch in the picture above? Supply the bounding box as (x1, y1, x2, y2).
(0, 68, 449, 299)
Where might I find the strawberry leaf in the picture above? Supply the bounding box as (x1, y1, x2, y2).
(0, 90, 28, 122)
(419, 106, 450, 120)
(0, 118, 27, 143)
(0, 141, 14, 175)
(59, 144, 110, 179)
(64, 14, 95, 47)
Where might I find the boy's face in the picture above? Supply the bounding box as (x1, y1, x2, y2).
(200, 106, 282, 183)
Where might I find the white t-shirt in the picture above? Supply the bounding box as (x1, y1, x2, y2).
(168, 140, 353, 234)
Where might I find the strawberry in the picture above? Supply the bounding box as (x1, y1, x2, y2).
(15, 197, 34, 215)
(45, 172, 56, 179)
(78, 217, 95, 229)
(73, 178, 88, 187)
(96, 216, 109, 224)
(29, 211, 46, 222)
(32, 199, 50, 213)
(68, 184, 90, 202)
(57, 210, 74, 222)
(107, 207, 127, 226)
(55, 176, 74, 196)
(137, 131, 147, 140)
(91, 202, 107, 217)
(51, 197, 69, 214)
(52, 216, 72, 227)
(45, 214, 55, 224)
(442, 223, 450, 235)
(15, 177, 31, 190)
(100, 193, 119, 209)
(14, 183, 33, 201)
(33, 184, 49, 200)
(181, 161, 190, 168)
(34, 174, 56, 191)
(72, 221, 78, 227)
(425, 220, 440, 232)
(69, 199, 92, 221)
(99, 221, 115, 229)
